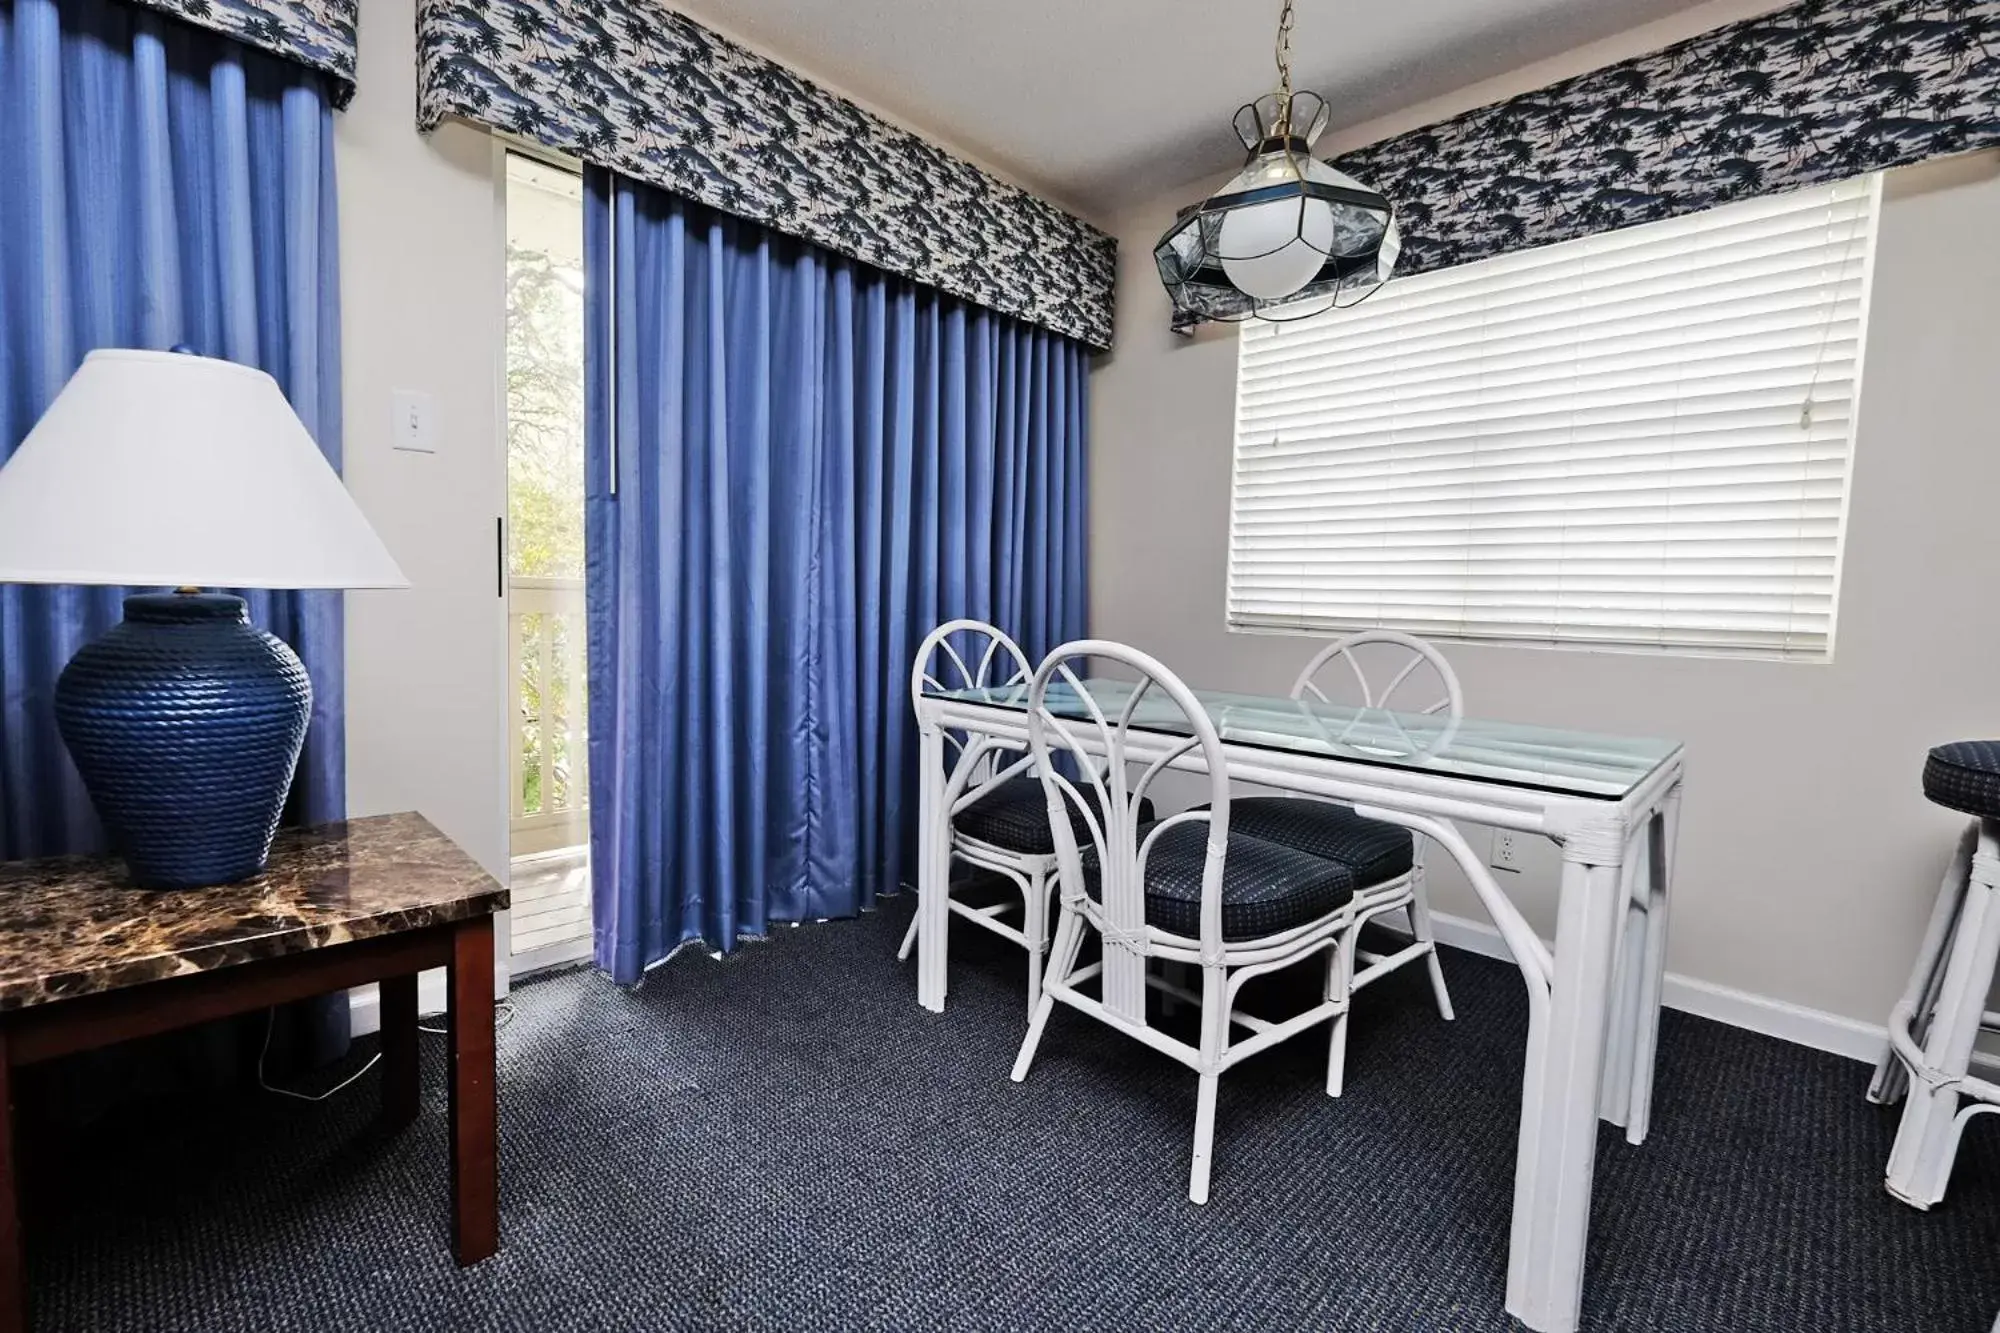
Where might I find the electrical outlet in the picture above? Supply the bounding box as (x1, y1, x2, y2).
(1491, 829, 1521, 873)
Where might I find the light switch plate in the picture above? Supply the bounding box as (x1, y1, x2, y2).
(392, 390, 436, 453)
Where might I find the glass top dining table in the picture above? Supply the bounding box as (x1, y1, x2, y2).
(927, 679, 1682, 801)
(916, 655, 1686, 1333)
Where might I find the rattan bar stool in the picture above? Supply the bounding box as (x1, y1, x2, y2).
(1874, 741, 2000, 1207)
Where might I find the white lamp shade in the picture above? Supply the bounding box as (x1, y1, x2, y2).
(0, 350, 407, 590)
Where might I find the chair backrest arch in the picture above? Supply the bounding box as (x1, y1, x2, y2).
(911, 619, 1037, 807)
(1027, 640, 1234, 982)
(1291, 629, 1463, 758)
(1291, 629, 1463, 716)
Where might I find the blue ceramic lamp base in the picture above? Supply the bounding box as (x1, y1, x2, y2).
(54, 592, 312, 890)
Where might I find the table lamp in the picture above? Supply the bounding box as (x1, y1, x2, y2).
(0, 349, 408, 889)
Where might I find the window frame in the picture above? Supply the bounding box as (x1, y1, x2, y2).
(1223, 176, 1882, 663)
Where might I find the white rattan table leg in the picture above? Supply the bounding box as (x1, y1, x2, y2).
(916, 725, 950, 1013)
(1597, 819, 1649, 1129)
(1623, 787, 1680, 1144)
(1506, 842, 1625, 1333)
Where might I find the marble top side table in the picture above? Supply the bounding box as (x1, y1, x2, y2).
(0, 812, 508, 1333)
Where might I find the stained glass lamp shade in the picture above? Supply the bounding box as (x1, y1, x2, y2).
(1156, 90, 1400, 325)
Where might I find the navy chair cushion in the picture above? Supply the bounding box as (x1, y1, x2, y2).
(1206, 797, 1414, 888)
(953, 775, 1154, 858)
(1083, 821, 1357, 942)
(1924, 741, 2000, 820)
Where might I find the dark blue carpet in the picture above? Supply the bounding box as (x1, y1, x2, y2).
(19, 897, 2000, 1331)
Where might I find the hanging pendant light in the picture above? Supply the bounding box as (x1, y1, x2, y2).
(1155, 0, 1399, 324)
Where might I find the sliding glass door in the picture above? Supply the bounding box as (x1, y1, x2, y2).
(504, 153, 591, 974)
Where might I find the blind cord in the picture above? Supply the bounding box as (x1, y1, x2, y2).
(1787, 185, 1874, 650)
(1801, 193, 1873, 430)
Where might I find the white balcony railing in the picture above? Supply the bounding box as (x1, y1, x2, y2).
(509, 575, 587, 856)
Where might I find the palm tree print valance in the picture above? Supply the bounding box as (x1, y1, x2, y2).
(132, 0, 356, 104)
(1170, 0, 1998, 330)
(415, 1, 1119, 351)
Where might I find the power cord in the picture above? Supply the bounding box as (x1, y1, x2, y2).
(419, 1001, 516, 1036)
(257, 1009, 381, 1103)
(256, 1000, 516, 1102)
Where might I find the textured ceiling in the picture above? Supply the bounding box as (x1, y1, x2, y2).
(669, 0, 1727, 220)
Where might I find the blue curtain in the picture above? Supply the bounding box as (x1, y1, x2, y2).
(585, 169, 1089, 984)
(0, 0, 348, 1082)
(0, 0, 345, 861)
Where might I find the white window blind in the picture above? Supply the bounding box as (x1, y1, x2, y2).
(1229, 175, 1880, 659)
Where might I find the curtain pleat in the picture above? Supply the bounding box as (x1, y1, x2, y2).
(585, 169, 1090, 983)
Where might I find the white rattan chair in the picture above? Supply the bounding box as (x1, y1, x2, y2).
(1222, 631, 1459, 1087)
(1009, 640, 1416, 1204)
(901, 620, 1151, 1013)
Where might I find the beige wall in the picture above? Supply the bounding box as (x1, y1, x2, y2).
(333, 0, 510, 1017)
(1092, 144, 2000, 1028)
(335, 0, 508, 880)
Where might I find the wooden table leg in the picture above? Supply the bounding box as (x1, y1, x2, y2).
(0, 1027, 23, 1333)
(380, 973, 420, 1129)
(446, 916, 498, 1265)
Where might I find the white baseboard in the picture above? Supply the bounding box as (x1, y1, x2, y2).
(339, 910, 1894, 1067)
(348, 988, 382, 1039)
(346, 969, 451, 1039)
(1419, 910, 1889, 1066)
